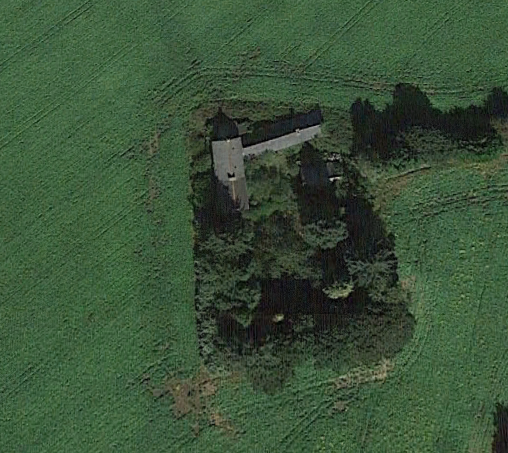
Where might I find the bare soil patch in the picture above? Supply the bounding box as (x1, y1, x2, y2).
(333, 357, 394, 390)
(143, 365, 242, 437)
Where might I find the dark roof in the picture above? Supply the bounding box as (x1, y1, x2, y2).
(300, 162, 330, 187)
(299, 141, 330, 187)
(211, 108, 239, 140)
(242, 109, 323, 147)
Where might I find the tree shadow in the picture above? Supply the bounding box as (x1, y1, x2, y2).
(351, 85, 508, 163)
(215, 275, 415, 394)
(492, 402, 508, 453)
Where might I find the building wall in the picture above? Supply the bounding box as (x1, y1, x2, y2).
(242, 125, 321, 156)
(211, 137, 249, 210)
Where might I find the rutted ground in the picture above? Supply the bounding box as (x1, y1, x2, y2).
(1, 0, 508, 451)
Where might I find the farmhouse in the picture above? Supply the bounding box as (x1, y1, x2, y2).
(211, 109, 324, 210)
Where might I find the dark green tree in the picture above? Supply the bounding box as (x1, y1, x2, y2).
(484, 87, 508, 118)
(254, 212, 322, 283)
(492, 402, 508, 453)
(346, 249, 398, 304)
(302, 218, 348, 250)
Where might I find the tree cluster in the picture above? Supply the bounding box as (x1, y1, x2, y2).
(191, 130, 410, 389)
(350, 85, 508, 163)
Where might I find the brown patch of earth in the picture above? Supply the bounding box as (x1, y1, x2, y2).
(145, 365, 242, 437)
(401, 275, 416, 293)
(209, 412, 237, 435)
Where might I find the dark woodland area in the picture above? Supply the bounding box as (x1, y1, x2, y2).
(350, 85, 508, 165)
(191, 107, 414, 393)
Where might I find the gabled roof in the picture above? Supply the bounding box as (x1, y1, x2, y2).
(242, 109, 323, 147)
(243, 125, 321, 156)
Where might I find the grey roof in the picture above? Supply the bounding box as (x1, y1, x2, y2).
(243, 125, 321, 156)
(211, 137, 249, 210)
(241, 109, 323, 147)
(210, 120, 323, 211)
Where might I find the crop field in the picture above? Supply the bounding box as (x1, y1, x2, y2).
(1, 0, 508, 451)
(0, 1, 201, 451)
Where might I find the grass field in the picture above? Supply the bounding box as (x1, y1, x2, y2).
(0, 1, 201, 451)
(1, 0, 508, 451)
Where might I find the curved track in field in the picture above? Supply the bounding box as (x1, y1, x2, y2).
(391, 276, 435, 381)
(388, 179, 508, 226)
(195, 64, 508, 100)
(278, 399, 336, 452)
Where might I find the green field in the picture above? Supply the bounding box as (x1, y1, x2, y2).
(1, 0, 508, 451)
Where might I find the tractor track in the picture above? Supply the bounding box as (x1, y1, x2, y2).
(0, 292, 138, 406)
(0, 1, 94, 75)
(0, 149, 140, 253)
(1, 184, 144, 311)
(302, 0, 384, 72)
(400, 0, 476, 71)
(389, 183, 508, 226)
(279, 399, 335, 452)
(0, 41, 137, 152)
(197, 64, 503, 98)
